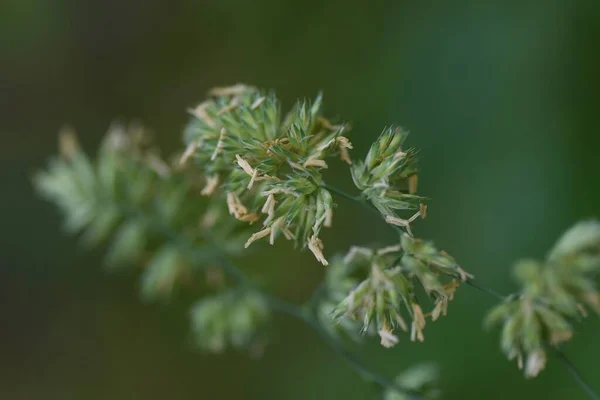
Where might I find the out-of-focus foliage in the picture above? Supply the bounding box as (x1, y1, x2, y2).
(33, 123, 275, 352)
(34, 123, 246, 270)
(190, 289, 270, 353)
(384, 363, 441, 400)
(486, 220, 600, 378)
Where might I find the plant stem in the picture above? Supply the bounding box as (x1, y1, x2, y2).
(321, 183, 362, 203)
(321, 183, 405, 236)
(553, 348, 599, 400)
(464, 279, 506, 301)
(309, 320, 424, 400)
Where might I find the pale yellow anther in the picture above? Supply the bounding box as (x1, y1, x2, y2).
(419, 203, 428, 219)
(210, 84, 252, 97)
(280, 225, 296, 240)
(235, 155, 266, 189)
(324, 208, 333, 228)
(410, 304, 426, 342)
(238, 213, 260, 223)
(217, 97, 240, 116)
(378, 326, 399, 348)
(226, 192, 248, 219)
(269, 218, 289, 245)
(308, 236, 328, 266)
(211, 127, 226, 161)
(431, 297, 448, 321)
(180, 141, 201, 166)
(385, 210, 422, 236)
(187, 102, 215, 128)
(337, 136, 353, 165)
(525, 351, 547, 378)
(250, 96, 266, 110)
(201, 174, 219, 196)
(408, 175, 418, 194)
(248, 169, 259, 190)
(245, 227, 272, 248)
(304, 157, 328, 169)
(455, 266, 474, 281)
(261, 194, 276, 217)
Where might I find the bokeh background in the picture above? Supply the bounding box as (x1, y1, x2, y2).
(2, 1, 599, 399)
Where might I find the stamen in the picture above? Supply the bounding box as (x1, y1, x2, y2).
(211, 127, 226, 161)
(201, 174, 219, 196)
(250, 96, 266, 110)
(245, 227, 272, 248)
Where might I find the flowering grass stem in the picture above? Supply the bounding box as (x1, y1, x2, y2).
(35, 87, 599, 399)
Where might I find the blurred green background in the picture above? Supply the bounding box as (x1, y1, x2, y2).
(1, 0, 599, 399)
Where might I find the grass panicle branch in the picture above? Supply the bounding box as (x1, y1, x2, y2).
(34, 84, 598, 400)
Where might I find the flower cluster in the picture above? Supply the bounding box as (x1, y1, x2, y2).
(330, 234, 470, 347)
(190, 289, 270, 353)
(182, 84, 352, 265)
(485, 220, 600, 377)
(351, 127, 425, 235)
(35, 83, 598, 399)
(34, 124, 247, 300)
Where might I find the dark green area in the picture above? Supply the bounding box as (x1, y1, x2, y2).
(1, 1, 599, 399)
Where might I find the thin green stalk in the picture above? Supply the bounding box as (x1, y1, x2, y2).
(309, 319, 424, 400)
(321, 183, 405, 236)
(321, 183, 362, 203)
(464, 279, 506, 301)
(553, 348, 599, 400)
(265, 295, 423, 400)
